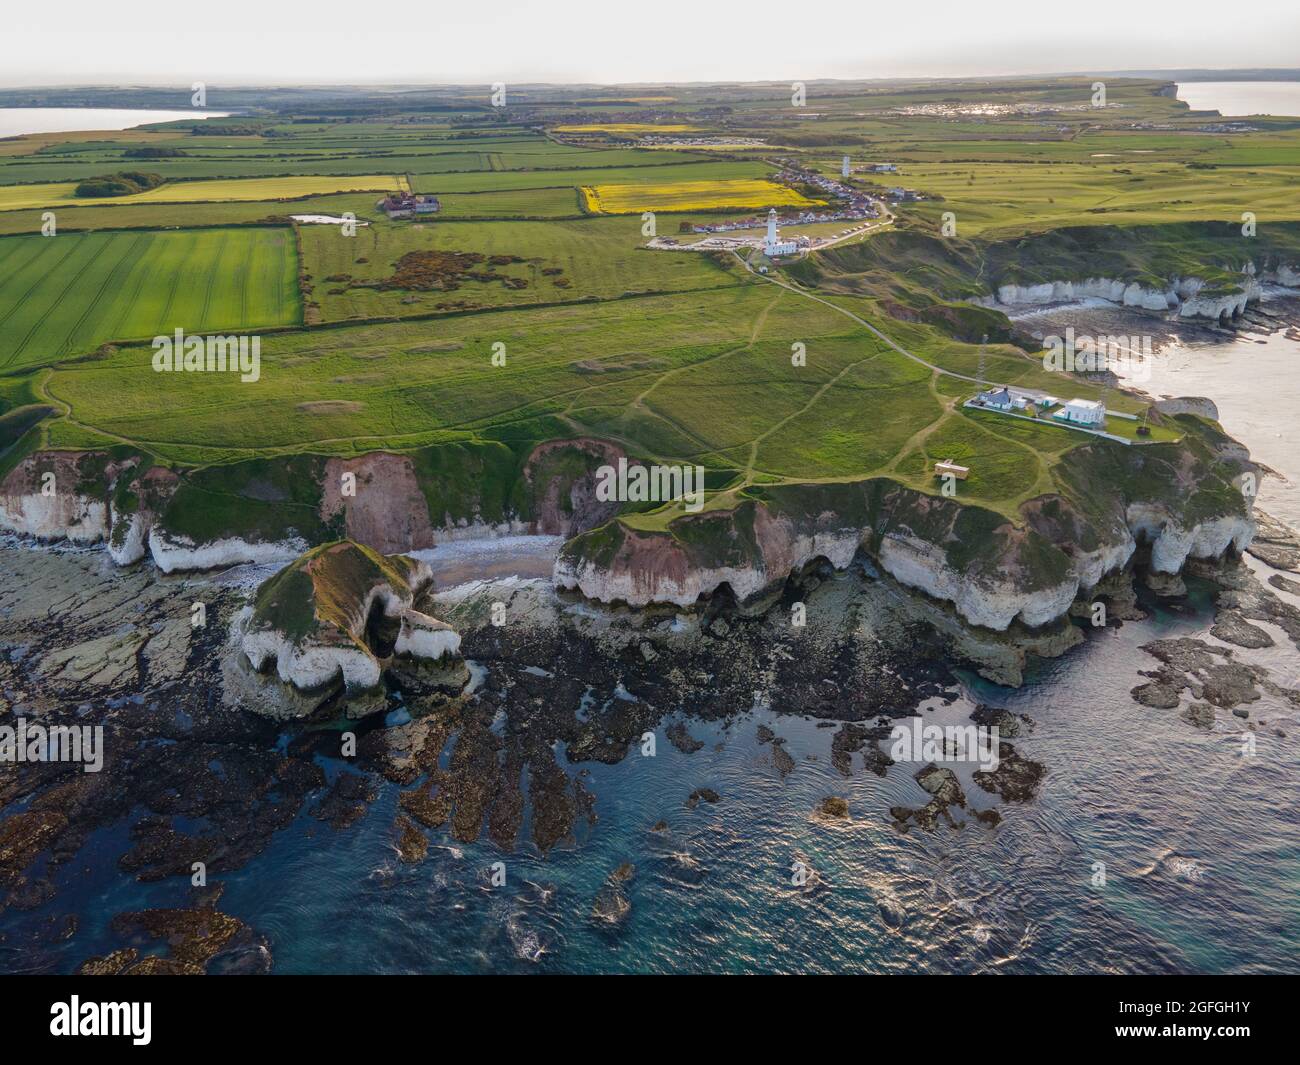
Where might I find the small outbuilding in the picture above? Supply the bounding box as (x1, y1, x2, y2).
(934, 459, 970, 480)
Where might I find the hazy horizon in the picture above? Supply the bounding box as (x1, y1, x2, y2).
(4, 0, 1299, 88)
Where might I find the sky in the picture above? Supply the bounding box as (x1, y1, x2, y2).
(4, 0, 1298, 87)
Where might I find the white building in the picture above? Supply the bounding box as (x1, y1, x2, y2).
(1054, 398, 1106, 426)
(763, 208, 798, 256)
(842, 155, 850, 177)
(976, 386, 1014, 410)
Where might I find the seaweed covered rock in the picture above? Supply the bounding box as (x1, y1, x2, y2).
(238, 540, 464, 717)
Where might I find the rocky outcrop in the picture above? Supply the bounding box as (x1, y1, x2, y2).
(1125, 505, 1254, 574)
(238, 540, 463, 718)
(151, 529, 306, 574)
(556, 481, 1080, 630)
(107, 466, 180, 565)
(1154, 396, 1219, 421)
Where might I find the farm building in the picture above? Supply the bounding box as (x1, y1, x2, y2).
(1054, 398, 1106, 426)
(377, 193, 440, 219)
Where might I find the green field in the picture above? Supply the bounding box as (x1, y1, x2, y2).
(299, 214, 741, 321)
(38, 274, 1160, 516)
(0, 228, 300, 371)
(0, 80, 1285, 526)
(895, 161, 1300, 238)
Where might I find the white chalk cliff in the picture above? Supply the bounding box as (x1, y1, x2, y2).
(986, 261, 1300, 321)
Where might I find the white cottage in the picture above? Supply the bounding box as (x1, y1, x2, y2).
(1054, 398, 1105, 426)
(976, 387, 1014, 410)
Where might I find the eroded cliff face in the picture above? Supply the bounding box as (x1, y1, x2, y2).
(2, 417, 1256, 640)
(987, 261, 1299, 322)
(0, 452, 113, 544)
(524, 437, 625, 537)
(1, 439, 621, 571)
(320, 453, 436, 554)
(556, 415, 1257, 632)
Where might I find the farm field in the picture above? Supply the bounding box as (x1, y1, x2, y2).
(0, 191, 391, 235)
(553, 124, 698, 134)
(893, 161, 1300, 237)
(0, 132, 708, 185)
(0, 227, 299, 371)
(429, 187, 585, 219)
(299, 215, 741, 321)
(0, 174, 407, 212)
(581, 179, 823, 214)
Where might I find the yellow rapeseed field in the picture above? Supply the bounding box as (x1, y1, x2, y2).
(581, 179, 822, 214)
(0, 174, 407, 212)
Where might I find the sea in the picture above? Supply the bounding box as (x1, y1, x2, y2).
(1176, 81, 1300, 117)
(0, 108, 229, 140)
(3, 318, 1299, 975)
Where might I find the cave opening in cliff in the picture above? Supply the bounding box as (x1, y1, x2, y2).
(364, 595, 401, 660)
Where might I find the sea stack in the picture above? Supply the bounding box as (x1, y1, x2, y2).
(237, 539, 465, 718)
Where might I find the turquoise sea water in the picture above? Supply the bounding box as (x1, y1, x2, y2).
(9, 556, 1297, 975)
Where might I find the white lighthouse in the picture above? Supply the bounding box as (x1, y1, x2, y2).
(841, 155, 850, 177)
(763, 208, 798, 257)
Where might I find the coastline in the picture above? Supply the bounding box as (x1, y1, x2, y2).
(3, 504, 1299, 972)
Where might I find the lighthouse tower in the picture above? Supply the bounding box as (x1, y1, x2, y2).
(763, 207, 797, 257)
(842, 155, 850, 177)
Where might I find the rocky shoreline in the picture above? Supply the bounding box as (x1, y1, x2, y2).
(4, 497, 1300, 970)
